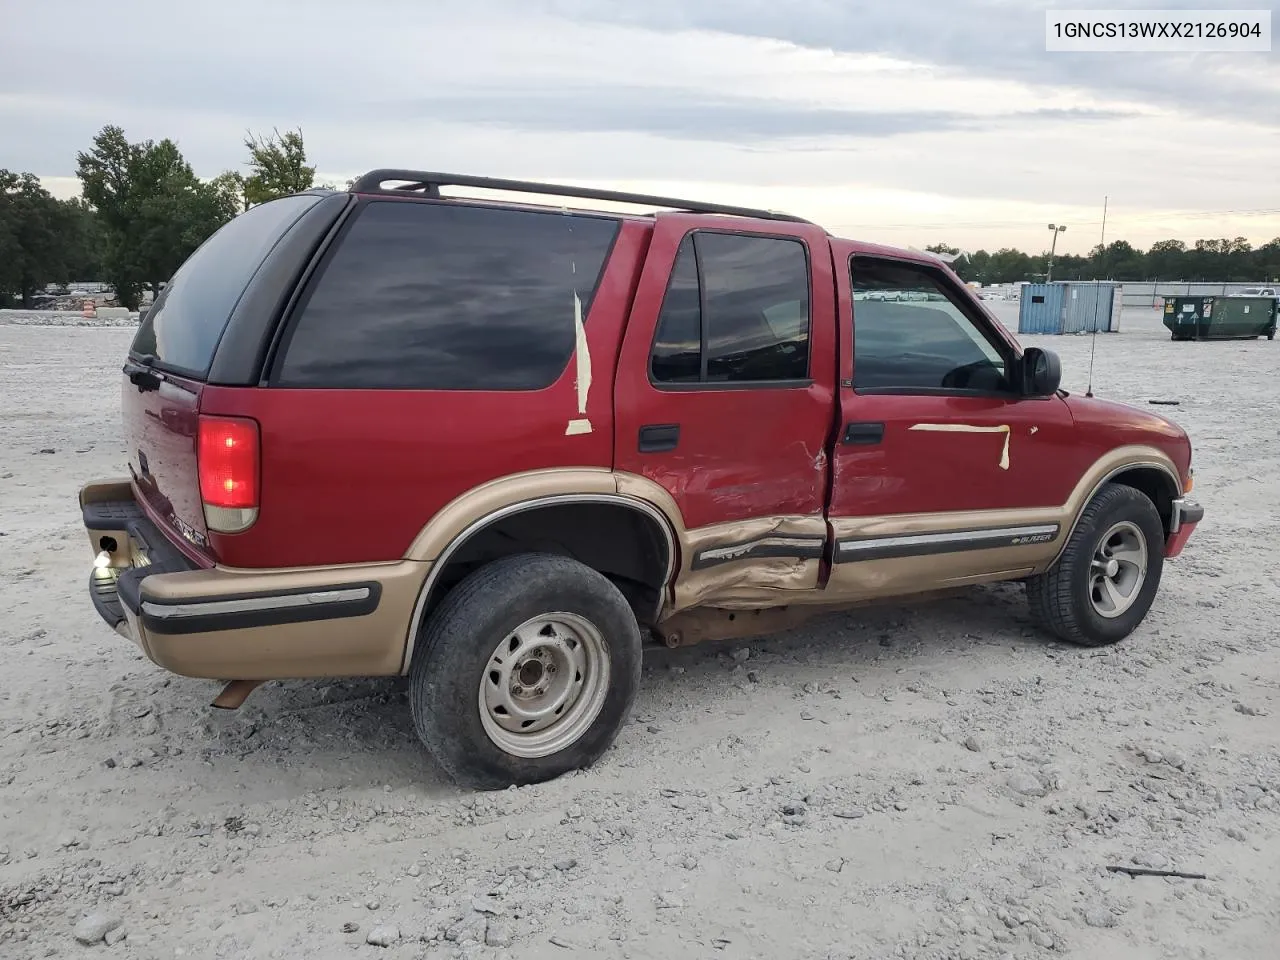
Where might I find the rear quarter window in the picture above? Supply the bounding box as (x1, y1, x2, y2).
(274, 200, 620, 390)
(130, 194, 322, 377)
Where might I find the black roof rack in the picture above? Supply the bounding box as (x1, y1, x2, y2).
(349, 169, 814, 224)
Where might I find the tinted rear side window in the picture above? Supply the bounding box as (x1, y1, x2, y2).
(276, 201, 620, 390)
(649, 236, 701, 383)
(130, 194, 322, 377)
(699, 232, 809, 383)
(649, 230, 810, 385)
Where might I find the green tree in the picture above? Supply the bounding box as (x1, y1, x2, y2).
(1145, 239, 1186, 280)
(55, 198, 106, 282)
(925, 235, 1274, 284)
(1090, 240, 1145, 281)
(242, 128, 315, 206)
(986, 248, 1035, 284)
(0, 170, 70, 307)
(1254, 238, 1280, 282)
(0, 174, 26, 304)
(77, 124, 235, 309)
(211, 170, 249, 213)
(1185, 239, 1228, 281)
(1226, 237, 1253, 281)
(955, 249, 991, 283)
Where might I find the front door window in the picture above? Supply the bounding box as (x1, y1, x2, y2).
(851, 261, 1010, 394)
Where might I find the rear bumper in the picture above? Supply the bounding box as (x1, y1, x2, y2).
(1164, 496, 1204, 559)
(79, 479, 427, 680)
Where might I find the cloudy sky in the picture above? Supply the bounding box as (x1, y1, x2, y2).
(2, 0, 1277, 253)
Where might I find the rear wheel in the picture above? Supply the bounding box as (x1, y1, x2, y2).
(1026, 484, 1165, 646)
(409, 553, 643, 789)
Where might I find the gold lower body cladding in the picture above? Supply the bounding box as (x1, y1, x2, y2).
(79, 446, 1181, 687)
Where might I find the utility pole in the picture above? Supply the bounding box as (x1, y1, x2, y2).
(1047, 223, 1067, 282)
(1099, 196, 1108, 251)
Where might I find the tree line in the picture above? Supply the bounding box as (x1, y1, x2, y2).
(3, 124, 1279, 309)
(928, 236, 1280, 286)
(1, 126, 319, 309)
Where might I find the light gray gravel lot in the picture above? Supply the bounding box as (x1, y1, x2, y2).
(1, 307, 1277, 960)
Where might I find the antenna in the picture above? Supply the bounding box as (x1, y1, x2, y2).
(1085, 196, 1109, 398)
(1085, 286, 1103, 397)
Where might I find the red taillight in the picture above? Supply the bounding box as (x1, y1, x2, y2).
(198, 416, 259, 509)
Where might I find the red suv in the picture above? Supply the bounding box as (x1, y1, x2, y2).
(79, 171, 1203, 788)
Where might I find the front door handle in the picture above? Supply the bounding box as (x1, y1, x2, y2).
(843, 421, 885, 445)
(638, 423, 680, 453)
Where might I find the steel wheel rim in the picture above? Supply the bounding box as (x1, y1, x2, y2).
(477, 612, 611, 759)
(1089, 520, 1148, 619)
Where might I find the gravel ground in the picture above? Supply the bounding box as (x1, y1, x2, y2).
(1, 308, 1277, 960)
(0, 310, 139, 329)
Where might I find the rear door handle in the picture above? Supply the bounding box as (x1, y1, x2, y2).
(638, 423, 680, 453)
(843, 421, 884, 445)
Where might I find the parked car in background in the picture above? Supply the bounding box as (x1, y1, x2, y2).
(79, 170, 1203, 788)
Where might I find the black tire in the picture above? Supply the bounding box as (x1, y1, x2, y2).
(409, 553, 643, 789)
(1025, 484, 1165, 646)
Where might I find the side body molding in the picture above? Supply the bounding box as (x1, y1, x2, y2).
(395, 448, 1183, 673)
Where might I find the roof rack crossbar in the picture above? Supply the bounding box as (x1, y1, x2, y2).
(349, 169, 812, 224)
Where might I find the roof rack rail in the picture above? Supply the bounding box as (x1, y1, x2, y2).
(349, 169, 814, 224)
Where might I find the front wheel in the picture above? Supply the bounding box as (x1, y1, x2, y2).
(1026, 484, 1165, 646)
(409, 553, 643, 789)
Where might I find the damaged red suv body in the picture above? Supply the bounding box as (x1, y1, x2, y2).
(79, 171, 1202, 788)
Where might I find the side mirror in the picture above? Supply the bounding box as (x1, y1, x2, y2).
(1019, 347, 1061, 396)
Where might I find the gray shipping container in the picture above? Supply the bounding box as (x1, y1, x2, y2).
(1018, 282, 1121, 335)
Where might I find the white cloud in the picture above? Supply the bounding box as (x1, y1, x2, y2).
(2, 0, 1277, 251)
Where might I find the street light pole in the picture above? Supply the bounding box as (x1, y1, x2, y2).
(1047, 223, 1067, 281)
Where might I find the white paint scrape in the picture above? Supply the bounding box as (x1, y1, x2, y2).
(566, 288, 592, 436)
(909, 422, 1012, 470)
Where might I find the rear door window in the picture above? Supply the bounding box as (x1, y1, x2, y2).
(649, 231, 811, 385)
(131, 194, 322, 377)
(275, 200, 620, 390)
(648, 236, 702, 383)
